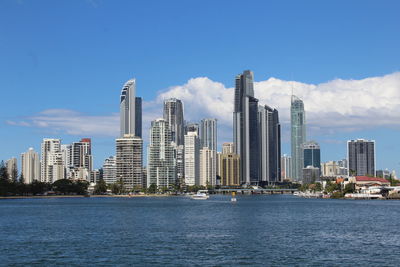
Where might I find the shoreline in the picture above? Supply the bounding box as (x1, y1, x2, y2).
(0, 194, 178, 200)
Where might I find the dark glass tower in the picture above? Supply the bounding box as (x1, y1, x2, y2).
(135, 97, 142, 138)
(302, 141, 320, 169)
(233, 70, 260, 185)
(259, 105, 281, 183)
(163, 98, 184, 146)
(347, 139, 375, 176)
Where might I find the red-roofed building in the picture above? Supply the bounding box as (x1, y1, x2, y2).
(349, 176, 390, 189)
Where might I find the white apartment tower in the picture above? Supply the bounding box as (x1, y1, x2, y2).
(102, 156, 117, 185)
(21, 148, 40, 184)
(116, 134, 143, 190)
(184, 131, 200, 186)
(199, 147, 216, 186)
(147, 119, 176, 188)
(41, 138, 64, 183)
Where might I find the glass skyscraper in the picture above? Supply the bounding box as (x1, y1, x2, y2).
(233, 70, 260, 184)
(163, 98, 184, 146)
(291, 95, 306, 181)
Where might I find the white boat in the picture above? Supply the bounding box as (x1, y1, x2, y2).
(191, 190, 210, 200)
(231, 191, 237, 202)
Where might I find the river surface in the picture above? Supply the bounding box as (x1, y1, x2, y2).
(1, 195, 400, 266)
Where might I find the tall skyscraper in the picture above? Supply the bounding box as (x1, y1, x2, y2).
(21, 148, 40, 184)
(120, 78, 141, 137)
(102, 156, 116, 185)
(6, 157, 18, 181)
(184, 131, 200, 186)
(200, 118, 217, 151)
(199, 147, 216, 186)
(222, 142, 234, 154)
(116, 134, 143, 190)
(72, 138, 93, 172)
(258, 105, 281, 183)
(41, 138, 64, 183)
(347, 139, 376, 176)
(135, 97, 142, 138)
(281, 154, 292, 180)
(291, 95, 306, 181)
(163, 98, 184, 146)
(233, 70, 260, 185)
(147, 119, 175, 188)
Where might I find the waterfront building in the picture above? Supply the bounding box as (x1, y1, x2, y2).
(147, 119, 175, 188)
(281, 154, 292, 180)
(21, 148, 40, 184)
(184, 131, 200, 186)
(199, 147, 216, 186)
(41, 138, 64, 183)
(116, 134, 143, 191)
(302, 141, 320, 169)
(291, 95, 306, 182)
(6, 157, 18, 181)
(258, 105, 281, 183)
(60, 144, 72, 178)
(218, 153, 240, 186)
(174, 145, 185, 185)
(349, 176, 389, 190)
(302, 166, 320, 184)
(163, 98, 184, 146)
(347, 139, 376, 176)
(233, 70, 260, 185)
(222, 142, 234, 154)
(200, 118, 217, 151)
(102, 156, 116, 185)
(120, 78, 141, 137)
(90, 169, 101, 183)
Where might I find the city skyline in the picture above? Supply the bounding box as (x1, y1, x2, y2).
(1, 0, 400, 175)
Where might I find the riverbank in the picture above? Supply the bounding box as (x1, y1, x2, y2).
(0, 194, 177, 199)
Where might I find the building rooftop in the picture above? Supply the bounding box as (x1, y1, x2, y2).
(355, 176, 389, 183)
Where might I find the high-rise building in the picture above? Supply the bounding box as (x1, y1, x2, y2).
(281, 154, 292, 180)
(102, 156, 116, 185)
(302, 141, 321, 169)
(200, 118, 217, 151)
(218, 153, 240, 186)
(21, 148, 40, 184)
(174, 145, 185, 185)
(147, 119, 175, 188)
(163, 98, 184, 146)
(233, 70, 260, 185)
(302, 166, 320, 184)
(291, 95, 306, 181)
(222, 142, 234, 154)
(184, 131, 200, 186)
(184, 122, 199, 135)
(72, 138, 93, 175)
(321, 161, 337, 177)
(135, 97, 142, 138)
(120, 78, 140, 137)
(116, 134, 143, 191)
(347, 139, 376, 176)
(199, 147, 216, 186)
(6, 157, 18, 181)
(258, 105, 281, 183)
(90, 169, 101, 184)
(41, 138, 64, 183)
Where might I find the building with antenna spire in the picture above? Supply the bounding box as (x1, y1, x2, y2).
(291, 95, 306, 182)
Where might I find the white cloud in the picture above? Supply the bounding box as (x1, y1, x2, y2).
(6, 72, 400, 144)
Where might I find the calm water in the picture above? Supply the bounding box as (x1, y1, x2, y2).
(1, 195, 400, 266)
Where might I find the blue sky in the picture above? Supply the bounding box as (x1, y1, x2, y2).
(1, 0, 400, 174)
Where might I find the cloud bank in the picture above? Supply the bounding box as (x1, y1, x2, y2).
(6, 72, 400, 143)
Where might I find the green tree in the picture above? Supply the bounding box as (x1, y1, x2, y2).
(30, 180, 49, 195)
(147, 183, 157, 194)
(94, 179, 107, 194)
(52, 179, 74, 194)
(344, 183, 355, 194)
